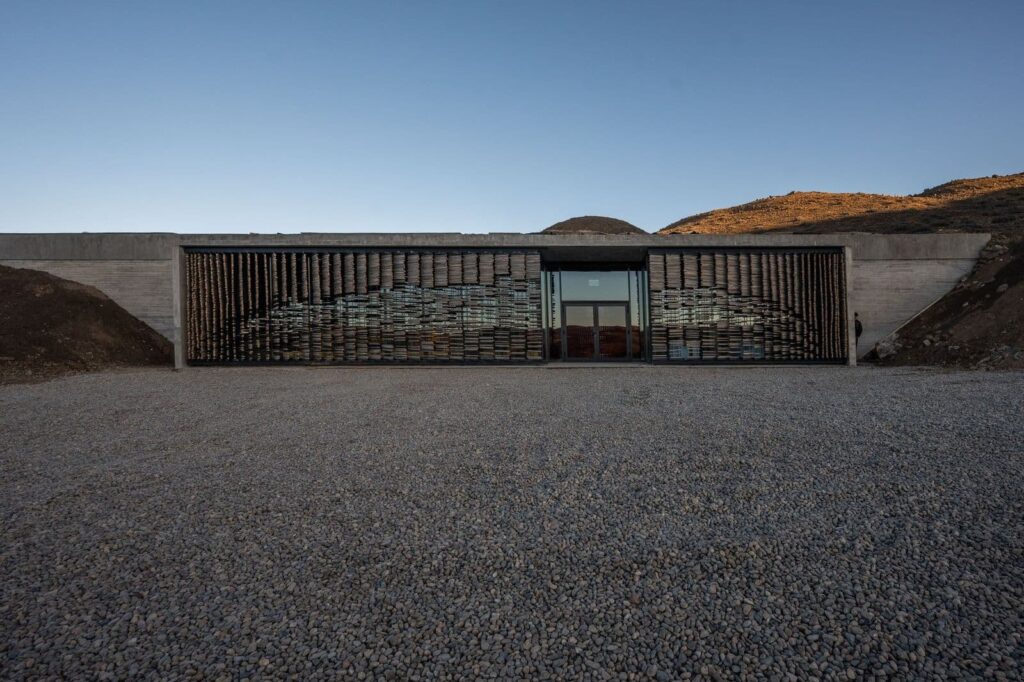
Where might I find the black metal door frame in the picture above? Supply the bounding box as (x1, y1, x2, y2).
(559, 300, 632, 362)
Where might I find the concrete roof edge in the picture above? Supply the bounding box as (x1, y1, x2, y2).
(0, 231, 991, 262)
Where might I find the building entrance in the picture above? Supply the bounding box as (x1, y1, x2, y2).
(562, 302, 631, 360)
(544, 267, 647, 362)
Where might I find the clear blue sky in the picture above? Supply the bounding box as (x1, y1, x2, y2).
(1, 1, 1022, 234)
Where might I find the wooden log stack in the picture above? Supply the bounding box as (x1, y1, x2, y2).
(647, 249, 847, 362)
(186, 250, 544, 363)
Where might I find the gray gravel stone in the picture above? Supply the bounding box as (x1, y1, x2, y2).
(1, 366, 1022, 680)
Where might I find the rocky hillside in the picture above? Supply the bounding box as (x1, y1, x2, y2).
(660, 173, 1024, 236)
(872, 238, 1023, 369)
(0, 265, 172, 384)
(661, 172, 1024, 370)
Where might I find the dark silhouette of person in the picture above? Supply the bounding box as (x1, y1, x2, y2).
(854, 312, 863, 351)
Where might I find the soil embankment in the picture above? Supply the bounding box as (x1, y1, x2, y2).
(0, 265, 172, 384)
(871, 236, 1024, 369)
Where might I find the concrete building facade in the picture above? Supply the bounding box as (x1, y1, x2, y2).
(0, 232, 990, 368)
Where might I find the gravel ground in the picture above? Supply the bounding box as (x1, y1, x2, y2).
(2, 366, 1023, 681)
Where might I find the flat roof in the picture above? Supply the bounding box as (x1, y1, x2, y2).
(0, 232, 991, 262)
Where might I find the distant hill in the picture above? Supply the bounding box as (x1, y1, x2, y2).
(659, 172, 1024, 236)
(541, 216, 646, 235)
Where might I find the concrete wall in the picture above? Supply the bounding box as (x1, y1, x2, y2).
(849, 258, 977, 355)
(0, 232, 990, 356)
(0, 259, 175, 339)
(1, 235, 179, 339)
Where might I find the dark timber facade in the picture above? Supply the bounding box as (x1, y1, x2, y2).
(183, 244, 849, 365)
(186, 249, 544, 364)
(647, 249, 848, 362)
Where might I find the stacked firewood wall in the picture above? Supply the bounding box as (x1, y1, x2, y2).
(186, 250, 543, 363)
(647, 249, 847, 362)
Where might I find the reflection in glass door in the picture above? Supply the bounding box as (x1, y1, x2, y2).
(560, 302, 631, 361)
(564, 304, 596, 359)
(543, 268, 648, 362)
(596, 305, 629, 360)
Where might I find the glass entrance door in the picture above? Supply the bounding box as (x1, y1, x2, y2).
(596, 304, 629, 360)
(564, 304, 597, 359)
(544, 268, 647, 362)
(561, 302, 631, 361)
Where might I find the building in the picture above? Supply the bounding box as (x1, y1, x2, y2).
(0, 232, 989, 368)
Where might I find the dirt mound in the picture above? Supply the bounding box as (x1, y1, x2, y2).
(659, 172, 1024, 236)
(0, 265, 172, 384)
(870, 236, 1024, 370)
(541, 216, 646, 235)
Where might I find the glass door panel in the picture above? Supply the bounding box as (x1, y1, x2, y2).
(597, 304, 629, 359)
(564, 304, 596, 359)
(546, 269, 647, 362)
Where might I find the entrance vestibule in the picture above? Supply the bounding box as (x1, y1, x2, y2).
(544, 267, 647, 362)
